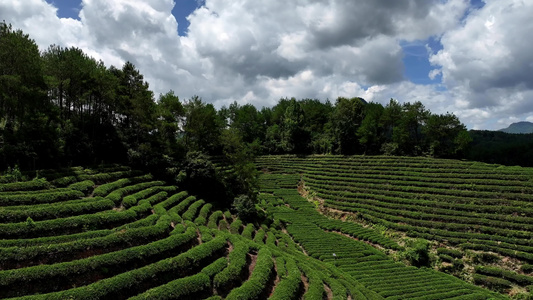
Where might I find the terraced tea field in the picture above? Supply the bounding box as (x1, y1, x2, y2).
(0, 160, 518, 299)
(257, 155, 533, 297)
(0, 165, 384, 299)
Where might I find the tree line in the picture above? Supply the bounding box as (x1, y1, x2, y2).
(0, 22, 470, 176)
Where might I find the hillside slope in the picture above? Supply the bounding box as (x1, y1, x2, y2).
(257, 155, 533, 298)
(0, 165, 380, 299)
(499, 121, 533, 134)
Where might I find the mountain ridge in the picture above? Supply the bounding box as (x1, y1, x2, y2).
(498, 121, 533, 134)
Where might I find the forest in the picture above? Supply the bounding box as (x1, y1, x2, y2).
(0, 22, 471, 173)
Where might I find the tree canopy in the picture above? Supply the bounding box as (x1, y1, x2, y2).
(1, 22, 472, 175)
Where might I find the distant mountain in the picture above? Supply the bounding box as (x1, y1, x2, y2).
(498, 121, 533, 134)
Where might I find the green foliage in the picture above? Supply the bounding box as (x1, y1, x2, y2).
(437, 247, 463, 259)
(68, 180, 94, 195)
(225, 247, 274, 300)
(0, 226, 198, 297)
(230, 218, 243, 234)
(332, 97, 366, 154)
(476, 266, 533, 286)
(2, 165, 24, 182)
(270, 257, 302, 300)
(232, 194, 258, 222)
(25, 217, 35, 228)
(27, 235, 227, 299)
(213, 241, 249, 291)
(177, 151, 223, 201)
(467, 130, 533, 167)
(473, 274, 512, 292)
(182, 96, 223, 154)
(424, 113, 470, 157)
(522, 264, 533, 274)
(130, 273, 210, 300)
(0, 177, 50, 192)
(242, 223, 255, 240)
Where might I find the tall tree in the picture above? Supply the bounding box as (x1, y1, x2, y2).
(300, 99, 334, 154)
(110, 61, 157, 166)
(280, 98, 309, 153)
(0, 22, 57, 169)
(332, 97, 366, 154)
(225, 102, 265, 145)
(358, 102, 385, 154)
(182, 96, 223, 154)
(393, 102, 429, 155)
(42, 45, 121, 165)
(423, 113, 471, 157)
(157, 90, 185, 157)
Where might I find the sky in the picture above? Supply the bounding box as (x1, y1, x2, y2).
(1, 0, 532, 130)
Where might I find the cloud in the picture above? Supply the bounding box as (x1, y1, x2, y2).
(3, 0, 532, 130)
(0, 0, 84, 48)
(430, 0, 533, 128)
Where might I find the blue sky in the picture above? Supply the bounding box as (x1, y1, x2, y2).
(8, 0, 533, 130)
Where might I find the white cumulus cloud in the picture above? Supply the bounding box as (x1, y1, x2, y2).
(430, 0, 533, 129)
(2, 0, 531, 129)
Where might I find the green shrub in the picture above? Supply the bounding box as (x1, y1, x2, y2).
(225, 247, 274, 300)
(0, 201, 152, 239)
(439, 254, 454, 263)
(242, 223, 255, 240)
(0, 216, 172, 268)
(92, 174, 153, 197)
(404, 239, 430, 267)
(437, 247, 463, 258)
(254, 228, 265, 244)
(230, 219, 243, 234)
(213, 241, 249, 290)
(0, 178, 49, 192)
(473, 274, 512, 292)
(266, 231, 277, 247)
(470, 251, 500, 264)
(67, 180, 94, 195)
(0, 197, 114, 222)
(219, 219, 229, 231)
(130, 273, 211, 299)
(23, 236, 227, 299)
(301, 263, 324, 300)
(0, 189, 84, 206)
(154, 191, 188, 211)
(0, 226, 198, 298)
(522, 264, 533, 274)
(207, 210, 223, 229)
(270, 257, 301, 300)
(199, 226, 214, 243)
(104, 181, 165, 205)
(194, 203, 212, 226)
(183, 199, 205, 221)
(476, 266, 533, 286)
(168, 195, 196, 215)
(201, 257, 228, 278)
(322, 276, 348, 300)
(122, 186, 175, 208)
(224, 210, 233, 223)
(232, 194, 258, 222)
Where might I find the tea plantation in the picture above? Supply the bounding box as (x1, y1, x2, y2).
(0, 158, 522, 299)
(0, 165, 376, 299)
(257, 155, 533, 298)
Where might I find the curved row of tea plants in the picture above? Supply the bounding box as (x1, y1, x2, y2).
(0, 165, 384, 299)
(257, 164, 508, 299)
